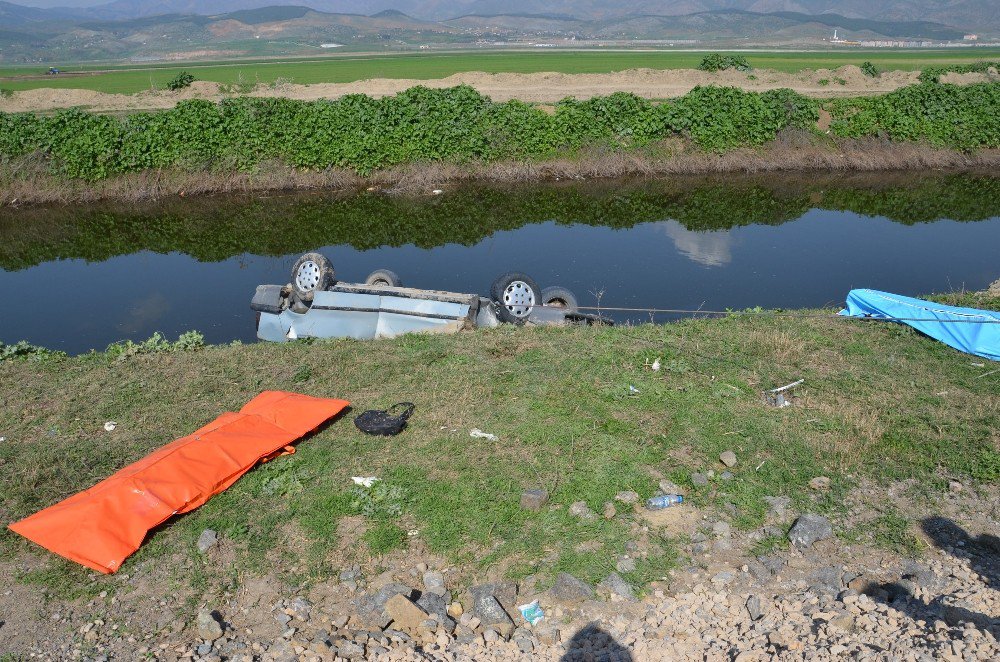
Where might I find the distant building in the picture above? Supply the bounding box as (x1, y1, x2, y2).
(964, 34, 979, 41)
(320, 43, 343, 49)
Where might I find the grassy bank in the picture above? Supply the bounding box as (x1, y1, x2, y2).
(2, 298, 998, 595)
(3, 49, 999, 94)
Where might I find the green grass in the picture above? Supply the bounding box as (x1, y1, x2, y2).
(1, 49, 998, 94)
(1, 311, 997, 597)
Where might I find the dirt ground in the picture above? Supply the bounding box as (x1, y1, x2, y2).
(1, 66, 995, 114)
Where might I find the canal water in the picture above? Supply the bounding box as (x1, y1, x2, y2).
(1, 172, 998, 354)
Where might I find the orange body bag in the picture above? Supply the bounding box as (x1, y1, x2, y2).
(9, 391, 349, 574)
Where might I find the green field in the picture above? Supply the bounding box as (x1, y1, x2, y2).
(2, 49, 999, 95)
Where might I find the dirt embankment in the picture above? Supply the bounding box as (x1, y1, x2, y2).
(1, 66, 996, 114)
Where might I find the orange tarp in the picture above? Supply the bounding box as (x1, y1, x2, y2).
(8, 391, 349, 574)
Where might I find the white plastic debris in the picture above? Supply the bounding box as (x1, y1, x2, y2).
(103, 421, 117, 432)
(651, 358, 661, 372)
(432, 189, 444, 195)
(628, 385, 640, 395)
(0, 436, 5, 442)
(286, 326, 298, 340)
(470, 428, 498, 441)
(351, 476, 379, 488)
(518, 600, 545, 625)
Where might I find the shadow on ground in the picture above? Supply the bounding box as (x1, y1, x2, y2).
(869, 516, 999, 639)
(560, 623, 633, 662)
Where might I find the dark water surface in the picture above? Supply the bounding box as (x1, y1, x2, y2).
(2, 172, 999, 354)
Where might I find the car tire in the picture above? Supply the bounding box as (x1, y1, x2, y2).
(490, 272, 541, 325)
(541, 286, 579, 313)
(365, 269, 402, 287)
(290, 252, 335, 304)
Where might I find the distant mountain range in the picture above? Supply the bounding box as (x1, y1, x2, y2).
(7, 0, 997, 30)
(0, 1, 992, 64)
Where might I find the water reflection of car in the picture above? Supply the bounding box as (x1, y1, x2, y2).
(251, 252, 608, 342)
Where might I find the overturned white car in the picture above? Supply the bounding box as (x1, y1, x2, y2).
(251, 252, 607, 342)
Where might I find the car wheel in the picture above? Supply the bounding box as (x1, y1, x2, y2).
(365, 269, 402, 287)
(290, 252, 335, 304)
(490, 272, 541, 325)
(541, 285, 579, 313)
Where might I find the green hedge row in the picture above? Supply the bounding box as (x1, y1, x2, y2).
(828, 82, 1000, 150)
(918, 61, 1000, 84)
(0, 85, 816, 180)
(0, 83, 997, 181)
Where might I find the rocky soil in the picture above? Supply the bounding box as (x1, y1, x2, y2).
(2, 475, 997, 662)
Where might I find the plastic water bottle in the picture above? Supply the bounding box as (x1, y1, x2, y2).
(645, 494, 683, 510)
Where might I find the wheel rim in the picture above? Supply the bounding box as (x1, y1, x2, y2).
(502, 281, 535, 318)
(295, 260, 322, 292)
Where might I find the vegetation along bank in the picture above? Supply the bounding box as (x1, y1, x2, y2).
(1, 81, 999, 204)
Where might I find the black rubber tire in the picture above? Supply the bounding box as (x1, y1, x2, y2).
(541, 285, 579, 313)
(490, 272, 541, 325)
(365, 269, 403, 287)
(290, 252, 335, 303)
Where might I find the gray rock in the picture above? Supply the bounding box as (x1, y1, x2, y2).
(516, 638, 534, 653)
(416, 592, 455, 632)
(289, 597, 312, 622)
(275, 612, 292, 627)
(196, 643, 213, 656)
(520, 489, 548, 511)
(788, 514, 833, 548)
(597, 572, 635, 600)
(423, 570, 446, 597)
(355, 583, 413, 625)
(197, 529, 218, 554)
(763, 496, 791, 519)
(658, 479, 683, 494)
(548, 572, 594, 603)
(690, 472, 709, 487)
(569, 500, 596, 520)
(720, 450, 738, 467)
(472, 595, 514, 637)
(615, 556, 637, 574)
(809, 566, 843, 594)
(337, 640, 365, 659)
(614, 491, 640, 504)
(720, 471, 734, 481)
(196, 609, 223, 640)
(746, 595, 764, 621)
(624, 540, 640, 553)
(469, 582, 517, 610)
(711, 571, 735, 585)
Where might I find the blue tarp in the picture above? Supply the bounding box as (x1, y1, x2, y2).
(839, 289, 1000, 361)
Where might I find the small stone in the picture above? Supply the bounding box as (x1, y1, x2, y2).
(711, 571, 735, 585)
(720, 450, 738, 467)
(516, 638, 534, 653)
(337, 640, 365, 659)
(520, 489, 548, 511)
(948, 480, 963, 494)
(809, 476, 831, 490)
(746, 595, 764, 621)
(384, 594, 428, 633)
(483, 628, 500, 643)
(615, 556, 637, 574)
(691, 472, 709, 487)
(548, 573, 594, 603)
(197, 529, 218, 554)
(720, 471, 734, 481)
(829, 612, 856, 631)
(602, 502, 617, 519)
(788, 514, 833, 548)
(275, 612, 292, 627)
(196, 610, 223, 641)
(447, 602, 463, 618)
(614, 491, 639, 504)
(196, 643, 212, 656)
(423, 571, 446, 597)
(471, 594, 514, 637)
(569, 501, 596, 520)
(535, 625, 561, 646)
(597, 572, 635, 600)
(288, 597, 312, 622)
(658, 479, 683, 494)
